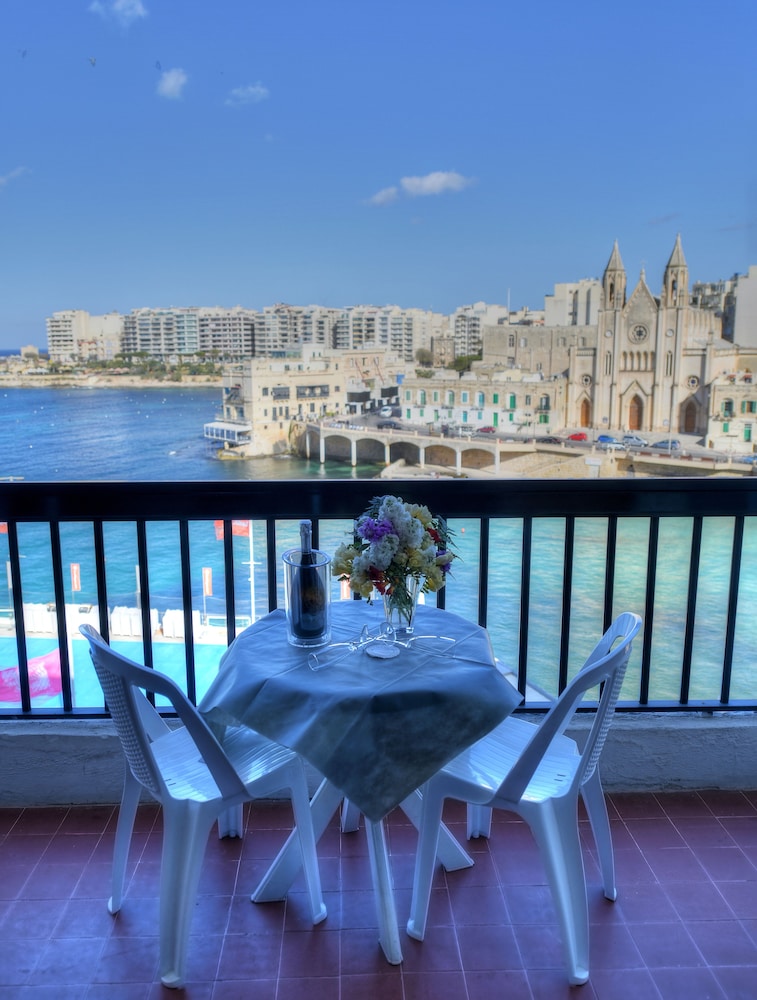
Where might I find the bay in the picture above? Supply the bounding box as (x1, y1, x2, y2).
(1, 386, 754, 709)
(0, 385, 381, 481)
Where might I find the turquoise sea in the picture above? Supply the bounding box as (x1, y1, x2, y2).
(1, 386, 754, 709)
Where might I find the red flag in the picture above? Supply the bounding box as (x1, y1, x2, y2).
(202, 566, 213, 597)
(70, 563, 81, 592)
(214, 519, 251, 540)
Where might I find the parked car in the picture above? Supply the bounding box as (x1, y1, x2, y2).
(477, 426, 496, 433)
(379, 406, 394, 417)
(597, 434, 622, 444)
(567, 432, 588, 441)
(651, 439, 681, 450)
(537, 436, 563, 444)
(378, 420, 401, 430)
(623, 434, 648, 448)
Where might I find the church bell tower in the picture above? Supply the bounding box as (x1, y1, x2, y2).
(602, 240, 627, 311)
(662, 233, 689, 309)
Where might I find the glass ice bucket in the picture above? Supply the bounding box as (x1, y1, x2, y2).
(283, 548, 332, 647)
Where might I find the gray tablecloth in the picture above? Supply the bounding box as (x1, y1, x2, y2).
(199, 601, 522, 821)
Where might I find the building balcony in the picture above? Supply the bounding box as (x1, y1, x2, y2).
(1, 478, 757, 993)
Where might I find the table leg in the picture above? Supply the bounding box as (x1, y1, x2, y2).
(252, 778, 343, 902)
(365, 817, 402, 965)
(252, 778, 403, 965)
(340, 798, 361, 832)
(399, 789, 474, 872)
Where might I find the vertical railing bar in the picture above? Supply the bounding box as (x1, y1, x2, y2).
(6, 521, 31, 713)
(178, 520, 197, 704)
(680, 516, 702, 705)
(721, 514, 744, 705)
(517, 517, 532, 696)
(559, 517, 575, 693)
(434, 514, 449, 611)
(92, 520, 109, 713)
(639, 516, 659, 705)
(92, 520, 110, 644)
(266, 517, 278, 612)
(478, 517, 489, 627)
(603, 515, 617, 631)
(135, 520, 154, 672)
(222, 521, 236, 646)
(49, 521, 73, 713)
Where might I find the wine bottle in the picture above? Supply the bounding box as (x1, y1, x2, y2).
(290, 519, 326, 640)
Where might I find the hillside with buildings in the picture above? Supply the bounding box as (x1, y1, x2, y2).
(22, 238, 757, 460)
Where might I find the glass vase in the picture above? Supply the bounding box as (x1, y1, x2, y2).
(383, 576, 423, 637)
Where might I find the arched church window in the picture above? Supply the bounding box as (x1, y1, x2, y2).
(666, 351, 673, 377)
(605, 351, 612, 375)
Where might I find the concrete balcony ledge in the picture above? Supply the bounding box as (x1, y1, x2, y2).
(2, 713, 756, 807)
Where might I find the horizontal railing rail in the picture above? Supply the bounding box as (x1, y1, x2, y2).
(2, 477, 757, 718)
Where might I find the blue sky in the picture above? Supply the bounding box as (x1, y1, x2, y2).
(1, 0, 756, 350)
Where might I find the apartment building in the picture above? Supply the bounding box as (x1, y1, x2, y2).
(46, 310, 123, 363)
(333, 305, 447, 361)
(450, 302, 509, 357)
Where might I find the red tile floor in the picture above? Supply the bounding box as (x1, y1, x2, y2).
(2, 791, 757, 999)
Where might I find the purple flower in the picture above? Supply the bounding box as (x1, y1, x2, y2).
(358, 516, 396, 543)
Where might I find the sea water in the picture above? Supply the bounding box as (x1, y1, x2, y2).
(1, 386, 754, 708)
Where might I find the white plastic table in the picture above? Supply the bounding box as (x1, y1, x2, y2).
(199, 600, 521, 963)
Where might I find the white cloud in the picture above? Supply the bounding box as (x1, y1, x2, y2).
(367, 170, 473, 206)
(157, 68, 188, 100)
(0, 167, 28, 189)
(225, 83, 270, 107)
(368, 186, 399, 206)
(400, 171, 472, 196)
(89, 0, 147, 28)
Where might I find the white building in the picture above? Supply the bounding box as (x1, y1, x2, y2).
(206, 346, 406, 457)
(46, 310, 124, 363)
(544, 279, 601, 327)
(333, 305, 447, 361)
(451, 302, 509, 357)
(121, 306, 257, 358)
(732, 266, 757, 348)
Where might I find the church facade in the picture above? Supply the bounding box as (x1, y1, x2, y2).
(482, 237, 752, 441)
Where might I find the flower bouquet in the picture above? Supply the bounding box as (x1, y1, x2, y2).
(332, 494, 457, 633)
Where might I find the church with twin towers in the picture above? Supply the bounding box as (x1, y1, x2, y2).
(478, 235, 757, 445)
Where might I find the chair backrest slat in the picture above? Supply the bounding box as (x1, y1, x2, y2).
(80, 624, 247, 801)
(499, 612, 642, 803)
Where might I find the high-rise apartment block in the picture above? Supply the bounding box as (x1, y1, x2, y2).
(46, 309, 123, 363)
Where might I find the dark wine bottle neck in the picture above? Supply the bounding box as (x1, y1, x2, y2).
(300, 520, 314, 564)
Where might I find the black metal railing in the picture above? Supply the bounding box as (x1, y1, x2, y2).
(2, 477, 757, 718)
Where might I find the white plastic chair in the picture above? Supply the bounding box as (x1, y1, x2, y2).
(80, 624, 326, 989)
(406, 612, 642, 986)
